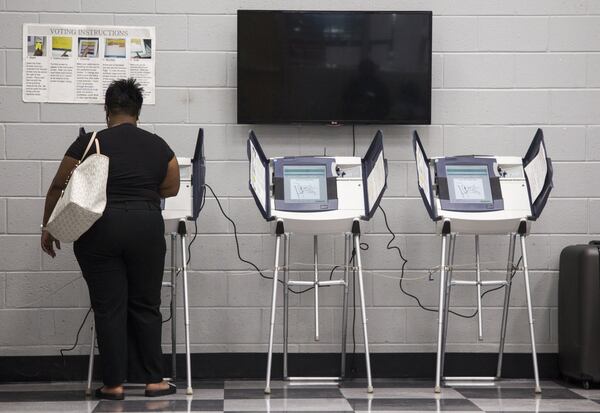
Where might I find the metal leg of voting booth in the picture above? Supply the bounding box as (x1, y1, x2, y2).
(497, 233, 517, 378)
(352, 220, 374, 393)
(434, 225, 541, 394)
(282, 233, 290, 380)
(178, 220, 194, 395)
(519, 233, 542, 394)
(434, 231, 450, 394)
(86, 219, 193, 396)
(85, 321, 95, 396)
(439, 233, 456, 379)
(265, 220, 372, 394)
(265, 221, 283, 394)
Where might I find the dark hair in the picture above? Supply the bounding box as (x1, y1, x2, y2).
(104, 78, 144, 118)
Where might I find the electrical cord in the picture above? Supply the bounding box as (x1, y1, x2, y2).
(16, 306, 92, 380)
(59, 306, 92, 359)
(352, 124, 356, 156)
(480, 256, 523, 300)
(187, 200, 202, 265)
(379, 204, 523, 319)
(205, 183, 288, 286)
(205, 183, 366, 295)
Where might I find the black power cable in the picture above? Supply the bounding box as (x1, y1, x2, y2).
(59, 306, 92, 359)
(206, 182, 371, 295)
(14, 307, 92, 379)
(205, 183, 320, 295)
(187, 201, 203, 265)
(352, 124, 356, 156)
(379, 204, 522, 319)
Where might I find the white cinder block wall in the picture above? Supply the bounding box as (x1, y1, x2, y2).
(1, 0, 599, 358)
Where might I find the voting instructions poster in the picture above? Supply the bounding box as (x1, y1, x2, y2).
(22, 24, 155, 104)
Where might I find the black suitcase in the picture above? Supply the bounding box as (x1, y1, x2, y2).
(559, 242, 600, 389)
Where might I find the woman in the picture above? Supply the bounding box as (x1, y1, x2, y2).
(41, 78, 180, 400)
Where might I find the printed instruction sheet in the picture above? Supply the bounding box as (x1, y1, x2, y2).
(249, 141, 268, 212)
(22, 24, 155, 104)
(524, 142, 548, 202)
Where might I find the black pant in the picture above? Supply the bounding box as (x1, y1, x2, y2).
(74, 201, 166, 386)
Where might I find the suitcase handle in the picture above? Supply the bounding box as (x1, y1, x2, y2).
(589, 240, 600, 246)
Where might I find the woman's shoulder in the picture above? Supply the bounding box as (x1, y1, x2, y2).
(150, 132, 175, 161)
(140, 128, 171, 148)
(132, 127, 174, 158)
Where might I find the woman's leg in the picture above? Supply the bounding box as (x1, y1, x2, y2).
(123, 209, 167, 385)
(75, 211, 128, 390)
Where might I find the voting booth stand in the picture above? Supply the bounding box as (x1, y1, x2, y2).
(412, 129, 553, 394)
(86, 129, 206, 397)
(248, 130, 388, 394)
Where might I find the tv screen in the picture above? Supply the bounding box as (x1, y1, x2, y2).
(237, 10, 432, 125)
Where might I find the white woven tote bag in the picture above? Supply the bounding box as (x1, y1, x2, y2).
(46, 132, 109, 242)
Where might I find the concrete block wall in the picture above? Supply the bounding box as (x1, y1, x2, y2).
(1, 0, 599, 357)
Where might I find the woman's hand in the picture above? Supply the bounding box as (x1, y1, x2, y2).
(41, 230, 61, 258)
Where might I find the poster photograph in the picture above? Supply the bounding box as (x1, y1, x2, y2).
(78, 37, 99, 58)
(27, 35, 46, 56)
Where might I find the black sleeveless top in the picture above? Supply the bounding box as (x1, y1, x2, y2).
(65, 123, 175, 205)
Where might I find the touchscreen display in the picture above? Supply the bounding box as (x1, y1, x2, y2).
(283, 165, 327, 203)
(446, 165, 492, 204)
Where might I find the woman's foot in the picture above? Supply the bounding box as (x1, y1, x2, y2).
(95, 385, 125, 400)
(145, 381, 176, 397)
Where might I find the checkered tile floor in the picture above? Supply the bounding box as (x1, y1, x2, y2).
(0, 379, 598, 412)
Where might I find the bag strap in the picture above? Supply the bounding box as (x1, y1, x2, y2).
(81, 131, 100, 161)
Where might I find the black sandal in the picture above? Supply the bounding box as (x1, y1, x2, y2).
(94, 387, 125, 400)
(145, 382, 177, 397)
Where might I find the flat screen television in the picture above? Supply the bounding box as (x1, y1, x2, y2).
(237, 10, 432, 125)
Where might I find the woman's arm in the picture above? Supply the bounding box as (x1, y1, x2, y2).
(41, 156, 79, 257)
(159, 156, 180, 198)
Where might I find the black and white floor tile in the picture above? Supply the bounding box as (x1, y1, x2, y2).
(0, 379, 598, 412)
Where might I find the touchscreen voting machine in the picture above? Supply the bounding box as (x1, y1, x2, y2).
(247, 130, 387, 394)
(248, 130, 387, 233)
(412, 128, 553, 394)
(413, 128, 552, 234)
